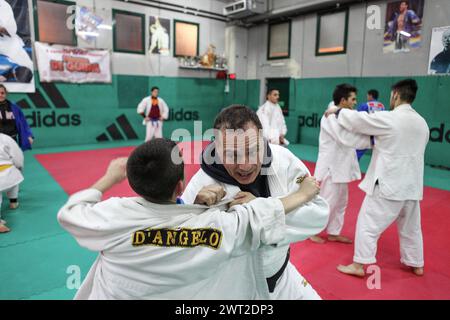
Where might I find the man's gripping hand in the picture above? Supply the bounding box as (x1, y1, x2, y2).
(194, 185, 226, 206)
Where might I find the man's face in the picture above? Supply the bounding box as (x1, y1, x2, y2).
(151, 89, 159, 98)
(267, 90, 280, 104)
(216, 123, 263, 185)
(399, 2, 408, 13)
(340, 92, 357, 109)
(367, 93, 373, 101)
(442, 30, 450, 50)
(0, 88, 6, 102)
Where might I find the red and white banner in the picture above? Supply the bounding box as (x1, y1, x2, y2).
(35, 42, 111, 83)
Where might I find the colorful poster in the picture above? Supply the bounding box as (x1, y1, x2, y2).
(428, 26, 450, 75)
(0, 0, 35, 92)
(149, 16, 170, 55)
(35, 42, 111, 83)
(75, 6, 103, 43)
(383, 0, 425, 53)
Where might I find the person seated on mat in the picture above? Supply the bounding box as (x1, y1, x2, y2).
(57, 138, 321, 299)
(0, 132, 24, 233)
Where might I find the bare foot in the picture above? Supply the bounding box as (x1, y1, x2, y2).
(328, 235, 353, 244)
(412, 267, 424, 276)
(337, 263, 365, 277)
(0, 224, 10, 233)
(9, 202, 19, 209)
(310, 235, 326, 244)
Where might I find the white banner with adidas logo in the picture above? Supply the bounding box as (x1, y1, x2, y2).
(35, 42, 112, 83)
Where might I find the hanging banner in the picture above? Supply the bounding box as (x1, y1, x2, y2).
(0, 0, 35, 92)
(35, 42, 111, 83)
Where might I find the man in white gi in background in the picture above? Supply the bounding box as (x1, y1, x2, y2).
(0, 132, 23, 233)
(0, 0, 33, 80)
(257, 89, 289, 146)
(57, 138, 321, 299)
(326, 79, 429, 277)
(311, 84, 372, 244)
(137, 86, 169, 142)
(182, 105, 329, 299)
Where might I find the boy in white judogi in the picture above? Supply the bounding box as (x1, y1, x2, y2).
(58, 138, 322, 299)
(182, 105, 329, 300)
(311, 84, 371, 244)
(0, 133, 24, 233)
(257, 89, 289, 146)
(326, 79, 429, 277)
(137, 86, 169, 141)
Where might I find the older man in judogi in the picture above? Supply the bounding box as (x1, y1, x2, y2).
(326, 79, 429, 277)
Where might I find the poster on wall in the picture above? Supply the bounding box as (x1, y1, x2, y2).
(428, 26, 450, 75)
(0, 0, 35, 92)
(35, 42, 112, 83)
(383, 0, 424, 53)
(148, 16, 170, 55)
(75, 6, 103, 43)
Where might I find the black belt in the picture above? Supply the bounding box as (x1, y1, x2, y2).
(266, 249, 290, 293)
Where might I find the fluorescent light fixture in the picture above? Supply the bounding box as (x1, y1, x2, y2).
(270, 62, 285, 67)
(77, 31, 100, 37)
(98, 24, 112, 30)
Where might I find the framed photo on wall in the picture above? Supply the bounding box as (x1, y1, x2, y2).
(267, 21, 291, 60)
(174, 20, 199, 57)
(149, 16, 171, 55)
(428, 26, 450, 74)
(315, 8, 349, 56)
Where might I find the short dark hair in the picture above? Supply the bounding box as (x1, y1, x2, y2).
(213, 105, 263, 130)
(400, 1, 408, 6)
(368, 89, 379, 100)
(391, 79, 418, 103)
(0, 84, 7, 93)
(266, 88, 279, 97)
(333, 84, 357, 106)
(127, 138, 184, 202)
(151, 86, 159, 92)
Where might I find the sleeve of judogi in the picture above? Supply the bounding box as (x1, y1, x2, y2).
(257, 106, 279, 144)
(275, 106, 287, 136)
(57, 189, 119, 251)
(0, 2, 17, 35)
(222, 198, 286, 257)
(323, 116, 372, 149)
(159, 98, 169, 120)
(137, 98, 147, 115)
(277, 150, 329, 245)
(337, 108, 393, 136)
(5, 135, 24, 169)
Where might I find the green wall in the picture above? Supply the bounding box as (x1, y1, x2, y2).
(8, 75, 261, 148)
(284, 76, 450, 168)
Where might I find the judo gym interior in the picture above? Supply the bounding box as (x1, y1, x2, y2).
(1, 0, 450, 301)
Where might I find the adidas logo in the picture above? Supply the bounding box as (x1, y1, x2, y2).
(96, 115, 138, 142)
(17, 83, 81, 128)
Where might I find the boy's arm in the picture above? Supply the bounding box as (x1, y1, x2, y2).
(57, 158, 128, 251)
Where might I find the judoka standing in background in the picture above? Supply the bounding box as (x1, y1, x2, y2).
(182, 105, 329, 299)
(137, 86, 169, 142)
(0, 132, 23, 233)
(326, 79, 429, 277)
(311, 84, 372, 244)
(257, 89, 289, 146)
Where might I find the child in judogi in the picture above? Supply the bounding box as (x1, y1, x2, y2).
(0, 133, 24, 233)
(311, 84, 371, 244)
(57, 138, 321, 299)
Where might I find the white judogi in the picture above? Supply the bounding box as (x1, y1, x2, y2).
(182, 144, 329, 299)
(314, 115, 371, 235)
(0, 133, 24, 218)
(0, 0, 33, 70)
(257, 101, 288, 146)
(336, 104, 429, 266)
(136, 96, 169, 141)
(58, 189, 288, 300)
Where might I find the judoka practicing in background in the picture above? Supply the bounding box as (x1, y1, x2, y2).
(326, 79, 429, 277)
(257, 89, 289, 146)
(356, 89, 385, 161)
(57, 138, 321, 299)
(311, 84, 371, 244)
(137, 86, 169, 141)
(0, 132, 23, 233)
(0, 0, 33, 83)
(182, 105, 329, 299)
